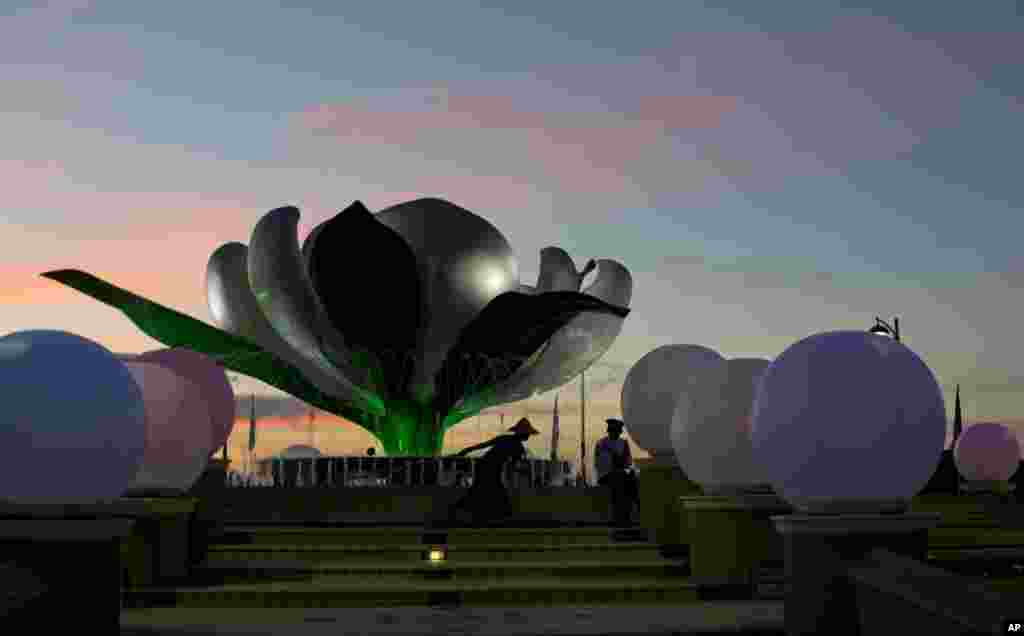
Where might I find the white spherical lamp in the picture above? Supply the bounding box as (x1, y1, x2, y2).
(122, 362, 214, 495)
(954, 422, 1020, 486)
(750, 330, 946, 513)
(672, 358, 771, 494)
(0, 330, 147, 504)
(621, 344, 725, 458)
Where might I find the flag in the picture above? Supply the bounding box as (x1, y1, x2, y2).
(247, 393, 257, 452)
(550, 394, 560, 462)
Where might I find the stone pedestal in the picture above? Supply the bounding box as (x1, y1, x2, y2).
(771, 512, 942, 636)
(635, 454, 701, 552)
(0, 518, 135, 631)
(0, 497, 199, 586)
(681, 492, 792, 599)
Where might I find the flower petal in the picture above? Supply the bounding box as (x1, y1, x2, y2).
(247, 206, 383, 413)
(206, 241, 378, 406)
(461, 259, 633, 408)
(374, 198, 520, 404)
(487, 311, 626, 405)
(581, 259, 633, 307)
(536, 247, 583, 292)
(300, 219, 328, 275)
(305, 201, 422, 398)
(433, 290, 629, 417)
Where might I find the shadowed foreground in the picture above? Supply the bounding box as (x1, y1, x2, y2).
(120, 603, 785, 635)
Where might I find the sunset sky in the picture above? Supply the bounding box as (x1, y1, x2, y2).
(3, 2, 1023, 461)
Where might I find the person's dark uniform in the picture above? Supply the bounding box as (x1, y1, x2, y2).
(595, 418, 640, 527)
(445, 418, 540, 525)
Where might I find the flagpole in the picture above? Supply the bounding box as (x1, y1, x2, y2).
(550, 394, 560, 484)
(248, 393, 256, 477)
(580, 370, 587, 486)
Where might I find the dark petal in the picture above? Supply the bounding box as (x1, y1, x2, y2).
(432, 290, 630, 416)
(307, 201, 423, 398)
(39, 269, 381, 426)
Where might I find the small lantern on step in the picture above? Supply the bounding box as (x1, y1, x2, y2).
(425, 545, 447, 563)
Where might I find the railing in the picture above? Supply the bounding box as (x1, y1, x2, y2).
(226, 456, 577, 489)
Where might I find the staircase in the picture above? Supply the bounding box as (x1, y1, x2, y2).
(124, 522, 699, 610)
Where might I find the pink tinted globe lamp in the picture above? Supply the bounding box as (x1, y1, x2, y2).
(130, 347, 236, 456)
(122, 362, 214, 495)
(750, 330, 946, 513)
(0, 330, 147, 504)
(954, 421, 1021, 492)
(671, 358, 772, 495)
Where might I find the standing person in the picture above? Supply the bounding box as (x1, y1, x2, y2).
(595, 418, 639, 527)
(443, 418, 540, 526)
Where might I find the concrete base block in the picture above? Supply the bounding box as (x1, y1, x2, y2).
(771, 512, 942, 636)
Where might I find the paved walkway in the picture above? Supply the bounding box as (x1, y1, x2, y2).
(120, 603, 785, 635)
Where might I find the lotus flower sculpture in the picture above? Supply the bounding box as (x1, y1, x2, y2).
(42, 198, 632, 455)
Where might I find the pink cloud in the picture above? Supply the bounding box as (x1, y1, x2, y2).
(633, 95, 740, 130)
(292, 91, 736, 196)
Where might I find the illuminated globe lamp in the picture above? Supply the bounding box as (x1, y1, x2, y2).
(752, 330, 946, 636)
(621, 343, 725, 549)
(121, 362, 215, 497)
(954, 422, 1021, 495)
(671, 357, 773, 496)
(751, 330, 946, 513)
(622, 344, 726, 464)
(672, 357, 791, 597)
(0, 330, 147, 506)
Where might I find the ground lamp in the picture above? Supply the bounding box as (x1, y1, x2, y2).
(751, 330, 946, 636)
(954, 421, 1020, 494)
(426, 546, 448, 563)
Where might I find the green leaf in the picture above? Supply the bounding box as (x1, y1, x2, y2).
(40, 269, 383, 421)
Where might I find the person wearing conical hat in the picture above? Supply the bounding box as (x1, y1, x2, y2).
(442, 417, 540, 526)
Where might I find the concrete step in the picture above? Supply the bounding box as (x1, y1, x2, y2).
(194, 557, 690, 585)
(217, 525, 649, 547)
(125, 576, 701, 609)
(206, 541, 664, 564)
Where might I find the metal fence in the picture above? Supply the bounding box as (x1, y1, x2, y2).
(226, 456, 576, 489)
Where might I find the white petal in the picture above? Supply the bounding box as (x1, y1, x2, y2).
(582, 259, 632, 308)
(206, 241, 370, 402)
(246, 207, 379, 409)
(474, 311, 626, 408)
(536, 247, 582, 292)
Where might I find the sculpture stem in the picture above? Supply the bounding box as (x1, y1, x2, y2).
(369, 399, 446, 456)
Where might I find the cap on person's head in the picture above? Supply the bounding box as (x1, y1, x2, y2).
(508, 418, 540, 436)
(606, 418, 625, 430)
